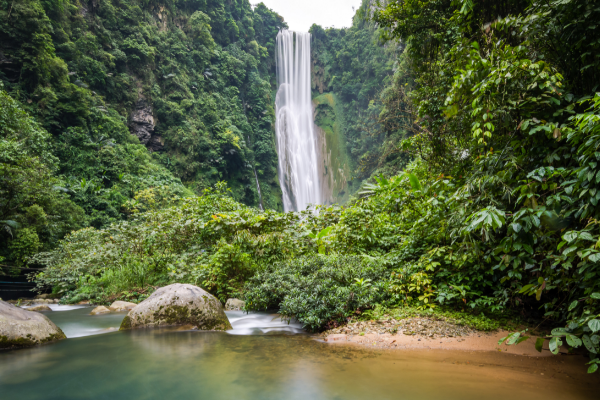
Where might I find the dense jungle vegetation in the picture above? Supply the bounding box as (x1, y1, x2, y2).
(2, 0, 600, 373)
(0, 0, 287, 270)
(310, 16, 400, 186)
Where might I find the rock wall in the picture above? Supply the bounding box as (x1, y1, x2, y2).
(130, 98, 163, 151)
(313, 93, 352, 205)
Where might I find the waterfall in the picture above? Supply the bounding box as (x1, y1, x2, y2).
(275, 30, 321, 212)
(253, 167, 264, 211)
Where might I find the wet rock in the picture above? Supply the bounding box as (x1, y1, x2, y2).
(225, 298, 245, 311)
(129, 99, 156, 146)
(120, 283, 232, 331)
(0, 300, 66, 349)
(147, 134, 164, 152)
(90, 306, 111, 315)
(108, 301, 137, 312)
(28, 305, 52, 312)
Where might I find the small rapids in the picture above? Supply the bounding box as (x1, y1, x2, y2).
(227, 311, 303, 335)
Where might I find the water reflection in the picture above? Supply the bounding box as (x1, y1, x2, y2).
(0, 309, 598, 400)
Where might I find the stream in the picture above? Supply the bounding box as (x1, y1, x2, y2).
(0, 306, 598, 400)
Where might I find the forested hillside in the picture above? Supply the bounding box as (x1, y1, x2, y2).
(308, 1, 411, 200)
(0, 0, 286, 270)
(2, 0, 600, 373)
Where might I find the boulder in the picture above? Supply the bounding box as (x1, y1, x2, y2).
(108, 301, 137, 312)
(225, 298, 246, 311)
(28, 305, 52, 312)
(120, 283, 232, 331)
(0, 300, 66, 349)
(90, 306, 111, 315)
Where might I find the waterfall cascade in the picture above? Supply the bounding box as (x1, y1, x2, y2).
(275, 30, 321, 212)
(253, 167, 264, 211)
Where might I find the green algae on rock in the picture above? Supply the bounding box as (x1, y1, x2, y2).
(119, 284, 232, 331)
(0, 300, 66, 349)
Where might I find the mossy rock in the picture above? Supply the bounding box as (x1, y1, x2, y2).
(0, 300, 66, 350)
(119, 284, 232, 331)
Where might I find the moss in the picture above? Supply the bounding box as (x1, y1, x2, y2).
(0, 329, 66, 349)
(119, 315, 132, 331)
(312, 93, 353, 205)
(125, 301, 232, 331)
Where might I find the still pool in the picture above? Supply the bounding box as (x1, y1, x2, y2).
(0, 307, 598, 400)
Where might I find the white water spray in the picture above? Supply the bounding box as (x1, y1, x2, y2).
(275, 30, 321, 212)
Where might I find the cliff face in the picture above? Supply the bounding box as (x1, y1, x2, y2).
(309, 1, 398, 199)
(313, 94, 351, 205)
(0, 0, 286, 211)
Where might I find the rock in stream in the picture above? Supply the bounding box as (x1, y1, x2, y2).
(0, 300, 66, 349)
(119, 284, 232, 331)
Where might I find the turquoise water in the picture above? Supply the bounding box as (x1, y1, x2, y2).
(0, 307, 598, 400)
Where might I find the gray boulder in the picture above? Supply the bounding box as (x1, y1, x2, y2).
(225, 298, 246, 311)
(90, 306, 111, 315)
(109, 301, 137, 312)
(120, 284, 232, 331)
(0, 300, 66, 349)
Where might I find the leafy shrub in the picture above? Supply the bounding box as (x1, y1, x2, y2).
(9, 228, 41, 268)
(245, 254, 392, 331)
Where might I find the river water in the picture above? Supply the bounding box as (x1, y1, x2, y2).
(0, 307, 598, 400)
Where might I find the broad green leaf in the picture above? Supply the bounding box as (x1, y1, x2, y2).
(406, 173, 422, 191)
(566, 333, 582, 347)
(589, 319, 600, 333)
(516, 335, 530, 345)
(506, 332, 521, 345)
(563, 231, 578, 242)
(549, 337, 562, 355)
(568, 300, 578, 311)
(535, 337, 544, 352)
(551, 327, 567, 336)
(582, 335, 597, 353)
(580, 232, 595, 241)
(591, 293, 600, 299)
(588, 364, 598, 373)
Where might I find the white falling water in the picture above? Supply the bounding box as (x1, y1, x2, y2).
(275, 30, 321, 212)
(253, 167, 264, 211)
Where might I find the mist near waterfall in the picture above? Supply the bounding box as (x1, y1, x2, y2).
(275, 30, 321, 212)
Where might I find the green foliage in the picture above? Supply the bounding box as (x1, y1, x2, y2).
(244, 254, 392, 332)
(0, 0, 287, 273)
(0, 85, 86, 270)
(309, 1, 401, 189)
(34, 182, 309, 303)
(8, 228, 41, 268)
(372, 0, 600, 371)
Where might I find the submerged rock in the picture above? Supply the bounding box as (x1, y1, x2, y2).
(0, 300, 66, 349)
(28, 305, 52, 312)
(119, 284, 232, 331)
(90, 306, 111, 315)
(108, 301, 137, 312)
(225, 298, 245, 311)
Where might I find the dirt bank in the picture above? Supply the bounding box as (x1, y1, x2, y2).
(321, 316, 568, 357)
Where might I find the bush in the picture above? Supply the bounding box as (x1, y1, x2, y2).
(245, 254, 392, 332)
